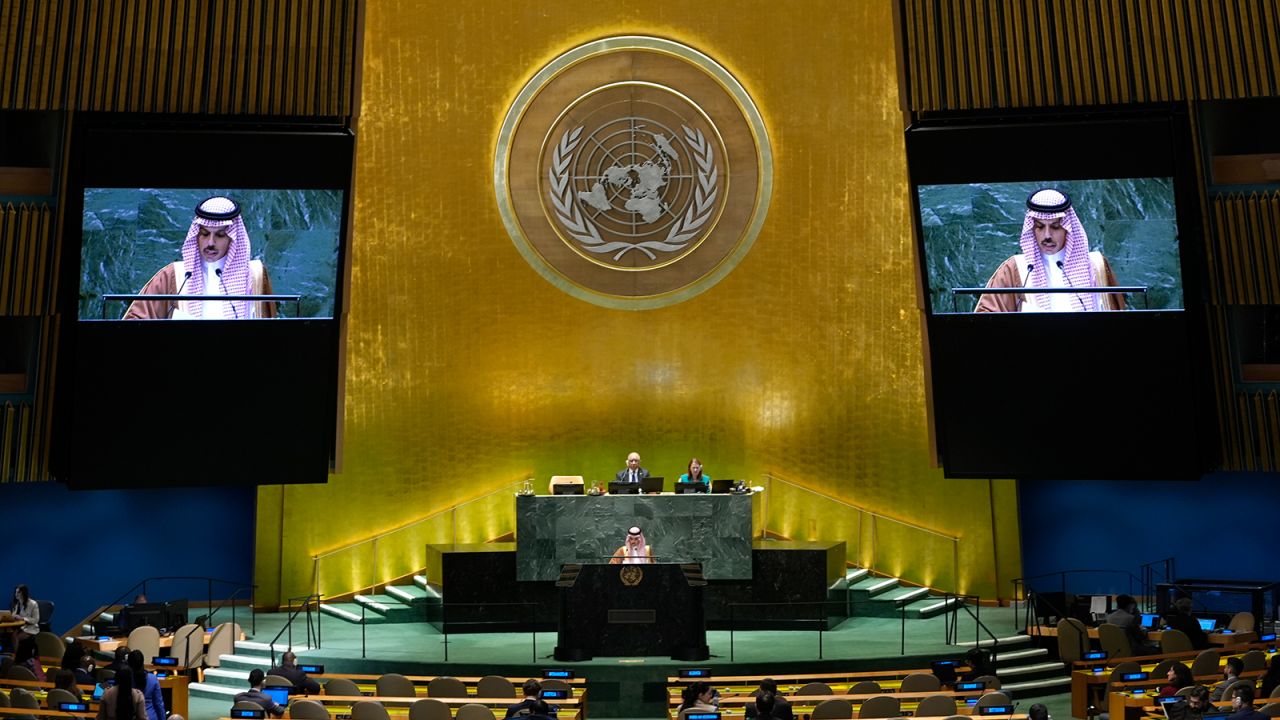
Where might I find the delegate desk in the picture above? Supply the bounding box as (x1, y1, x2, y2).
(295, 694, 585, 720)
(1030, 625, 1257, 647)
(515, 492, 754, 581)
(74, 630, 220, 652)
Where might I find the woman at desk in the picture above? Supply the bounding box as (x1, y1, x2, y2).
(609, 526, 653, 564)
(676, 458, 710, 489)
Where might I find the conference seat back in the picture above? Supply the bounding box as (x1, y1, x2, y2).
(916, 695, 959, 717)
(426, 677, 467, 698)
(127, 625, 161, 660)
(811, 698, 854, 719)
(1057, 618, 1089, 663)
(408, 698, 451, 720)
(323, 678, 361, 696)
(1161, 629, 1193, 654)
(352, 700, 391, 720)
(1229, 612, 1256, 633)
(475, 676, 514, 698)
(1191, 649, 1221, 677)
(376, 673, 417, 698)
(455, 704, 496, 720)
(795, 682, 834, 696)
(857, 696, 900, 719)
(900, 673, 941, 693)
(1098, 623, 1133, 658)
(849, 680, 881, 694)
(1242, 650, 1268, 672)
(288, 700, 332, 720)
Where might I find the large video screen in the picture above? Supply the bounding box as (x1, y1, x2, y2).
(80, 188, 343, 320)
(918, 178, 1181, 314)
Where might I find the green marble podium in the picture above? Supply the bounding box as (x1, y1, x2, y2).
(515, 493, 754, 581)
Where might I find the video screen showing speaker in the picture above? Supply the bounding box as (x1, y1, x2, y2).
(917, 178, 1182, 314)
(905, 107, 1215, 480)
(80, 188, 344, 321)
(54, 115, 354, 488)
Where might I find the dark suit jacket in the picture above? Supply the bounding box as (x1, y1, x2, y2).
(615, 467, 650, 483)
(745, 695, 793, 720)
(1163, 612, 1211, 650)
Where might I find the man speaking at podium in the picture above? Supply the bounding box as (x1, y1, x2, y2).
(615, 452, 649, 483)
(124, 196, 277, 320)
(974, 188, 1126, 313)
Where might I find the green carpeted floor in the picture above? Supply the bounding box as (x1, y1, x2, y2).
(185, 606, 1072, 720)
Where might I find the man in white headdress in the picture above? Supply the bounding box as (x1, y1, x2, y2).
(123, 196, 276, 319)
(609, 526, 652, 565)
(975, 188, 1126, 313)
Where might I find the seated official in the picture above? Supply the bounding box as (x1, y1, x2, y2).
(744, 679, 792, 720)
(677, 682, 718, 720)
(504, 680, 558, 718)
(615, 452, 649, 483)
(1164, 597, 1211, 650)
(1228, 684, 1266, 720)
(267, 651, 321, 694)
(677, 458, 710, 489)
(609, 526, 653, 565)
(1160, 662, 1194, 697)
(1165, 685, 1211, 720)
(234, 669, 285, 717)
(1212, 657, 1246, 702)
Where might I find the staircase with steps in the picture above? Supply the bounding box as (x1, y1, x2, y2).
(951, 633, 1072, 696)
(319, 574, 441, 625)
(846, 567, 966, 620)
(189, 641, 312, 702)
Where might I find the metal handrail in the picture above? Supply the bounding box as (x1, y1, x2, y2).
(760, 473, 961, 594)
(92, 576, 257, 635)
(1013, 562, 1182, 631)
(269, 594, 323, 664)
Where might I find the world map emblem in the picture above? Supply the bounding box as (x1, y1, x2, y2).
(496, 37, 773, 309)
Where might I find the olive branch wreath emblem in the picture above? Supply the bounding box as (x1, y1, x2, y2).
(548, 125, 718, 261)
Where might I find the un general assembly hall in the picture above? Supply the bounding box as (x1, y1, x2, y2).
(0, 2, 1278, 720)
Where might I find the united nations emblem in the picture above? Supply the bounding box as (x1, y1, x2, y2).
(619, 565, 644, 587)
(496, 37, 772, 309)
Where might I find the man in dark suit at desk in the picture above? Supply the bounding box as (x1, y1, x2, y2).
(615, 452, 649, 483)
(267, 651, 320, 694)
(744, 679, 793, 720)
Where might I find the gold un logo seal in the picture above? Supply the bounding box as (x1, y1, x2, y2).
(495, 36, 772, 309)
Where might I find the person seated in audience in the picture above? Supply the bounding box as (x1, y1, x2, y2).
(1105, 595, 1159, 655)
(127, 650, 166, 720)
(14, 636, 46, 680)
(53, 669, 85, 701)
(677, 682, 718, 718)
(105, 648, 129, 674)
(753, 692, 783, 720)
(744, 678, 793, 720)
(960, 647, 996, 680)
(1228, 683, 1266, 720)
(98, 662, 147, 720)
(1212, 657, 1246, 702)
(266, 651, 320, 694)
(1261, 655, 1280, 699)
(610, 526, 653, 565)
(1161, 662, 1194, 697)
(677, 458, 711, 489)
(60, 643, 86, 674)
(1165, 685, 1212, 720)
(1029, 703, 1051, 720)
(75, 652, 96, 685)
(234, 669, 286, 717)
(8, 584, 40, 648)
(505, 679, 556, 718)
(1164, 597, 1211, 650)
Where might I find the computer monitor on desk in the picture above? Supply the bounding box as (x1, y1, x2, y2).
(119, 603, 169, 632)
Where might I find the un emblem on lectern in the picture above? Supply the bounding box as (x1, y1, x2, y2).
(619, 565, 644, 587)
(496, 36, 773, 309)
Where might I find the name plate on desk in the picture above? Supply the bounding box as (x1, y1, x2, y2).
(515, 493, 753, 581)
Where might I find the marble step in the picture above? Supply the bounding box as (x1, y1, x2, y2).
(384, 584, 441, 606)
(319, 602, 389, 625)
(850, 576, 901, 599)
(907, 595, 965, 619)
(202, 667, 251, 689)
(354, 594, 421, 622)
(1000, 675, 1072, 694)
(234, 640, 312, 657)
(861, 586, 933, 617)
(953, 634, 1032, 649)
(189, 681, 241, 701)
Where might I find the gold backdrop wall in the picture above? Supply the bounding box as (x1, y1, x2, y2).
(255, 0, 1023, 606)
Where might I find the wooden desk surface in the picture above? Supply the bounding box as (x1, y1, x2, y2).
(0, 708, 94, 719)
(73, 631, 217, 652)
(301, 694, 583, 707)
(663, 666, 970, 684)
(667, 690, 986, 706)
(317, 673, 586, 686)
(1031, 625, 1258, 647)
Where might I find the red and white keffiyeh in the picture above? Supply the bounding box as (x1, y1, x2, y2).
(1018, 188, 1098, 311)
(180, 196, 253, 318)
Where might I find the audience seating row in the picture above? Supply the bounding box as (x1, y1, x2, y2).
(317, 674, 577, 699)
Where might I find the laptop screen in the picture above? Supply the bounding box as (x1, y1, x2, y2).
(1196, 617, 1217, 631)
(263, 687, 290, 706)
(1140, 613, 1160, 628)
